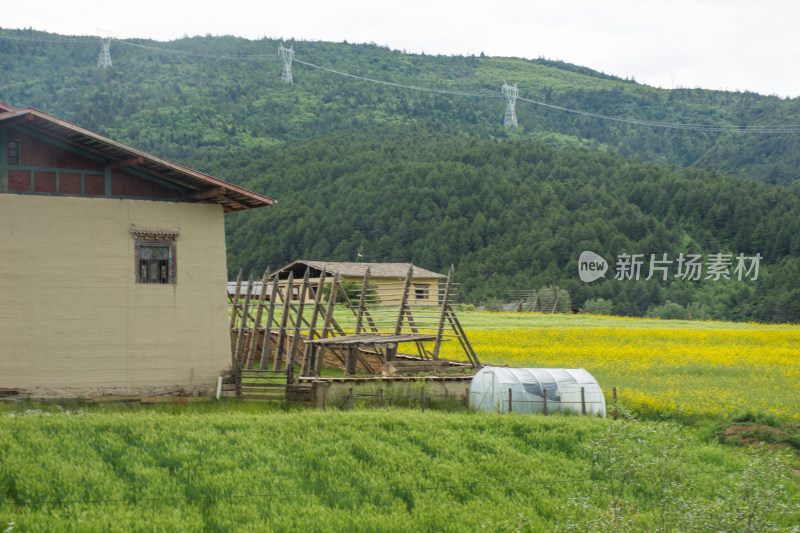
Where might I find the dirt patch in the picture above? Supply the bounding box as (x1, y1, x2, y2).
(723, 424, 792, 450)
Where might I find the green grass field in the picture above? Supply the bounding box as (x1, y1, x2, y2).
(2, 312, 799, 531)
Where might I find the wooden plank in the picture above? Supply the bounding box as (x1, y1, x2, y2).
(139, 396, 210, 404)
(345, 345, 358, 376)
(229, 268, 243, 330)
(241, 394, 285, 400)
(354, 266, 371, 334)
(445, 305, 481, 368)
(245, 267, 271, 369)
(305, 333, 437, 346)
(273, 271, 294, 371)
(233, 275, 254, 367)
(432, 264, 454, 360)
(301, 268, 326, 376)
(314, 272, 340, 377)
(287, 268, 310, 383)
(259, 276, 281, 370)
(394, 265, 413, 335)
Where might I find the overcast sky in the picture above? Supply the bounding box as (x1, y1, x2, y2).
(4, 0, 799, 98)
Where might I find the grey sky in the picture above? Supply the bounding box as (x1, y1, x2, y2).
(5, 0, 798, 97)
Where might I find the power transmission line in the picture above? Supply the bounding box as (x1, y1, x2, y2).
(294, 59, 800, 134)
(112, 38, 280, 61)
(1, 31, 799, 133)
(516, 95, 800, 134)
(294, 59, 500, 98)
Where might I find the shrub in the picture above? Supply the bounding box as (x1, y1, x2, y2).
(581, 298, 613, 315)
(646, 301, 689, 320)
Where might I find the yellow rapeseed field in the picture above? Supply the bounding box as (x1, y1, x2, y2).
(443, 312, 800, 421)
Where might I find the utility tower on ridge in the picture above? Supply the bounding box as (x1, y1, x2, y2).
(502, 81, 518, 127)
(98, 38, 112, 69)
(279, 44, 294, 83)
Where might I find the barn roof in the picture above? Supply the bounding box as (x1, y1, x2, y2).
(272, 260, 446, 280)
(0, 104, 273, 212)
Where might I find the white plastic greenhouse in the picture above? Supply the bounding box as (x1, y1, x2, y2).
(469, 367, 606, 416)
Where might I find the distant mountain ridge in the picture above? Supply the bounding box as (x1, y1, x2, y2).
(2, 29, 799, 321)
(1, 29, 799, 184)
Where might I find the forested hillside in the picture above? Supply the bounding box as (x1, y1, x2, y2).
(2, 29, 799, 321)
(226, 129, 800, 323)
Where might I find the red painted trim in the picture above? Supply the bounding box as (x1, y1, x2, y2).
(0, 103, 274, 209)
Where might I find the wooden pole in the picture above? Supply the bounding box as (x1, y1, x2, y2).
(322, 383, 328, 411)
(314, 272, 340, 377)
(273, 271, 294, 371)
(431, 264, 454, 360)
(302, 268, 326, 377)
(385, 342, 397, 363)
(420, 386, 425, 412)
(345, 345, 358, 376)
(245, 267, 270, 369)
(380, 388, 385, 408)
(508, 388, 513, 413)
(394, 266, 414, 335)
(348, 387, 354, 410)
(233, 276, 254, 368)
(444, 305, 481, 368)
(581, 386, 586, 415)
(355, 267, 371, 334)
(229, 268, 243, 330)
(551, 282, 559, 314)
(287, 268, 310, 383)
(229, 268, 243, 365)
(259, 275, 281, 370)
(543, 388, 548, 416)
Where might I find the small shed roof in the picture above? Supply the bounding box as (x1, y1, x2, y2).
(0, 104, 273, 212)
(272, 260, 446, 280)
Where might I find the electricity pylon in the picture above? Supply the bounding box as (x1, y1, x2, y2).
(98, 38, 112, 69)
(502, 81, 518, 127)
(279, 44, 294, 83)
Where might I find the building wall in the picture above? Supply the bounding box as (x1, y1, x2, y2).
(0, 194, 231, 390)
(339, 275, 442, 306)
(262, 276, 442, 306)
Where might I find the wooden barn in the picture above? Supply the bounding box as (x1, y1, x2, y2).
(0, 104, 273, 395)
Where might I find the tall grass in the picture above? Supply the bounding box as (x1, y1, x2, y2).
(2, 406, 796, 532)
(3, 312, 799, 530)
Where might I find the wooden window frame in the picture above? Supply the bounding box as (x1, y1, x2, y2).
(7, 139, 20, 166)
(131, 226, 179, 285)
(414, 285, 429, 300)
